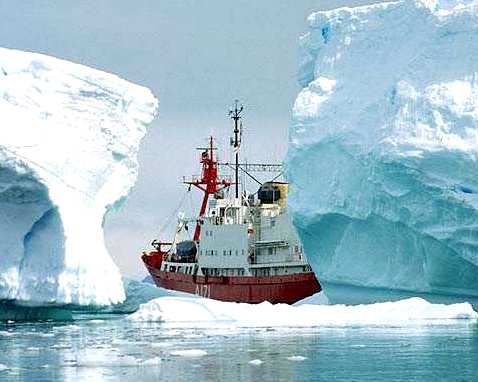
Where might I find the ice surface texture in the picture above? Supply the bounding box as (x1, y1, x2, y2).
(0, 48, 157, 306)
(287, 0, 478, 303)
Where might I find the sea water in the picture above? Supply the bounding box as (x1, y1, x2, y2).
(0, 312, 477, 381)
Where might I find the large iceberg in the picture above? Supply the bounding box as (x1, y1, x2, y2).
(0, 48, 157, 306)
(286, 0, 478, 304)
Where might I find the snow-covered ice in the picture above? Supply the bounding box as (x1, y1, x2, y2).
(0, 47, 157, 306)
(129, 296, 477, 327)
(287, 0, 478, 304)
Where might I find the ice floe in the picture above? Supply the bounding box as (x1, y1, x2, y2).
(128, 296, 478, 327)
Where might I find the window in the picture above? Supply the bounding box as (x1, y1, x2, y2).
(270, 218, 276, 228)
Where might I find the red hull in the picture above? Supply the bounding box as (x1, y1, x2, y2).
(142, 255, 321, 304)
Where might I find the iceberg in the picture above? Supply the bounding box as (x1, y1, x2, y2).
(286, 0, 478, 304)
(129, 296, 478, 327)
(0, 48, 157, 306)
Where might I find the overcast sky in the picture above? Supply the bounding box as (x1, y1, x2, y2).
(0, 0, 378, 278)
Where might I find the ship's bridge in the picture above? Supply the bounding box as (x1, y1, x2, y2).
(204, 197, 250, 226)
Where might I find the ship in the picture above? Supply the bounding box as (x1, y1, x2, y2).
(141, 102, 321, 304)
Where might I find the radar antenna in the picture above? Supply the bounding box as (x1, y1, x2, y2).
(229, 100, 244, 199)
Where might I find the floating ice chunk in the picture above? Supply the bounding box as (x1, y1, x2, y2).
(170, 349, 207, 357)
(249, 359, 263, 365)
(151, 343, 173, 348)
(287, 356, 307, 362)
(64, 324, 81, 331)
(0, 364, 8, 371)
(38, 333, 55, 338)
(88, 320, 106, 324)
(141, 357, 162, 366)
(76, 349, 142, 367)
(128, 296, 477, 327)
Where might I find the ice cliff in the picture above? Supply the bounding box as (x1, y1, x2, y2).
(0, 48, 157, 306)
(287, 0, 478, 304)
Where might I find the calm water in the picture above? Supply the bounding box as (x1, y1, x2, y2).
(0, 316, 477, 382)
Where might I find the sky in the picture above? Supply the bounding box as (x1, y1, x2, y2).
(0, 0, 377, 278)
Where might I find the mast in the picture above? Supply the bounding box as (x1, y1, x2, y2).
(184, 136, 231, 241)
(229, 100, 244, 199)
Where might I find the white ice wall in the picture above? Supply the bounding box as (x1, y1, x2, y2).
(0, 48, 157, 306)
